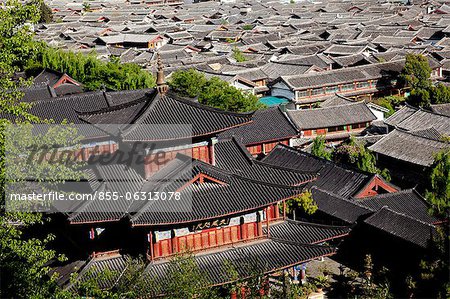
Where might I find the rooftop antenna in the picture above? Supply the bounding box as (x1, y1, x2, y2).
(156, 52, 168, 95)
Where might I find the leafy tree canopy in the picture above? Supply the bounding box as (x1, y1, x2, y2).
(426, 149, 450, 218)
(169, 69, 265, 112)
(400, 54, 450, 107)
(334, 137, 391, 181)
(400, 54, 432, 90)
(232, 47, 247, 62)
(30, 46, 156, 91)
(169, 68, 207, 98)
(311, 136, 332, 161)
(285, 190, 318, 216)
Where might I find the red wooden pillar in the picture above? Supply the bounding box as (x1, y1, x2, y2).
(241, 286, 247, 299)
(230, 290, 237, 299)
(171, 230, 177, 254)
(240, 217, 247, 240)
(148, 231, 154, 261)
(257, 212, 263, 237)
(274, 203, 280, 219)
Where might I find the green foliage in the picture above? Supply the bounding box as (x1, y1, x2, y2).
(430, 83, 450, 104)
(36, 0, 53, 23)
(164, 252, 219, 299)
(400, 54, 432, 91)
(169, 69, 265, 112)
(222, 256, 267, 298)
(199, 77, 264, 112)
(311, 136, 332, 161)
(425, 149, 450, 217)
(334, 137, 391, 181)
(330, 255, 393, 299)
(400, 54, 450, 107)
(232, 47, 247, 62)
(418, 226, 450, 299)
(373, 95, 405, 117)
(242, 24, 254, 30)
(35, 47, 155, 91)
(285, 190, 318, 215)
(169, 68, 207, 98)
(408, 88, 431, 108)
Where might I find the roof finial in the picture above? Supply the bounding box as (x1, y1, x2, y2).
(156, 52, 168, 95)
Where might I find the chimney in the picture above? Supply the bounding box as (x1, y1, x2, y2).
(156, 52, 168, 95)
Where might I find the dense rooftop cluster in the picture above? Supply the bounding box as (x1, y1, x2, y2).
(3, 0, 450, 297)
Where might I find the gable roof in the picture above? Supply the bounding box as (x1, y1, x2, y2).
(262, 144, 372, 198)
(430, 103, 450, 117)
(278, 61, 404, 90)
(218, 106, 298, 145)
(214, 138, 317, 186)
(391, 108, 450, 136)
(286, 102, 376, 130)
(357, 189, 439, 224)
(69, 237, 336, 293)
(265, 219, 351, 244)
(384, 104, 418, 127)
(80, 91, 254, 142)
(364, 207, 437, 249)
(368, 129, 449, 167)
(130, 155, 305, 226)
(311, 187, 374, 224)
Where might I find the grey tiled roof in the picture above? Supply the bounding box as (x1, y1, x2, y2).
(264, 219, 351, 244)
(368, 129, 449, 167)
(357, 189, 439, 224)
(287, 102, 376, 130)
(219, 107, 298, 145)
(214, 138, 316, 186)
(364, 207, 437, 249)
(262, 144, 372, 198)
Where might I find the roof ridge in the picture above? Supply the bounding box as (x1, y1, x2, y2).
(369, 206, 436, 227)
(286, 100, 367, 112)
(283, 218, 351, 229)
(394, 127, 448, 143)
(311, 186, 376, 211)
(77, 95, 149, 116)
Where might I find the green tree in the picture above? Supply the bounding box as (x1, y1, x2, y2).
(35, 47, 156, 91)
(199, 77, 264, 112)
(163, 252, 219, 299)
(373, 95, 405, 117)
(334, 137, 391, 181)
(430, 83, 450, 104)
(284, 190, 318, 218)
(418, 225, 450, 299)
(408, 88, 431, 108)
(0, 2, 91, 298)
(169, 68, 207, 98)
(399, 54, 450, 106)
(311, 136, 332, 161)
(400, 54, 432, 91)
(35, 0, 53, 23)
(425, 149, 450, 218)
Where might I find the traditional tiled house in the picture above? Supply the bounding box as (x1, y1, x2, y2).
(219, 107, 298, 156)
(270, 61, 405, 108)
(286, 101, 377, 142)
